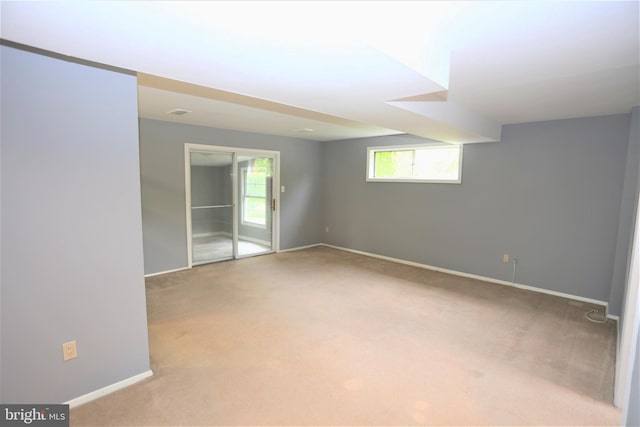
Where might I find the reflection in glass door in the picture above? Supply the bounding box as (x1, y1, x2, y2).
(186, 145, 279, 267)
(237, 156, 273, 257)
(189, 151, 234, 264)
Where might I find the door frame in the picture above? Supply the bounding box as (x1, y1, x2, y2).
(184, 143, 280, 268)
(614, 190, 640, 415)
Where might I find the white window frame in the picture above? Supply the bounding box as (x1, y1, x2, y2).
(366, 143, 463, 184)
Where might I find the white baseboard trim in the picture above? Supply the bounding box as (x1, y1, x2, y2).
(65, 370, 153, 408)
(278, 243, 323, 253)
(322, 244, 615, 318)
(145, 267, 189, 278)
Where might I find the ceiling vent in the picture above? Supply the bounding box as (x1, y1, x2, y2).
(167, 108, 192, 115)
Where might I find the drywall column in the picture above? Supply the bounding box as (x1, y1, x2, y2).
(619, 107, 640, 422)
(0, 44, 150, 403)
(0, 67, 3, 404)
(618, 187, 639, 417)
(610, 107, 639, 317)
(626, 335, 640, 425)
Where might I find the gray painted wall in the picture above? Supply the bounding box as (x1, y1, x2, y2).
(611, 107, 640, 318)
(323, 115, 630, 304)
(0, 46, 150, 402)
(139, 119, 324, 275)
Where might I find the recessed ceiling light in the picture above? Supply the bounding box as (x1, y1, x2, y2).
(167, 108, 192, 115)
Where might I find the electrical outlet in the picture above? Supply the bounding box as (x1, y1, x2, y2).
(62, 340, 78, 361)
(503, 254, 510, 263)
(325, 226, 330, 233)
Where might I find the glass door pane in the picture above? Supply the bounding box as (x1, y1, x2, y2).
(236, 155, 274, 257)
(190, 151, 234, 264)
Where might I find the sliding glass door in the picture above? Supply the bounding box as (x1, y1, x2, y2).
(186, 145, 279, 266)
(189, 151, 234, 264)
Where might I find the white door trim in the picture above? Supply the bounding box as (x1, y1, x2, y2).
(184, 144, 193, 268)
(615, 191, 640, 415)
(184, 143, 280, 268)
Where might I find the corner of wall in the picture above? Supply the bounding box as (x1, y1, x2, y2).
(1, 43, 149, 404)
(609, 107, 640, 318)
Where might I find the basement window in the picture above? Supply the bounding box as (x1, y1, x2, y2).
(366, 143, 463, 183)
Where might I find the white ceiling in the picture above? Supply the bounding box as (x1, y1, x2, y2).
(2, 1, 638, 143)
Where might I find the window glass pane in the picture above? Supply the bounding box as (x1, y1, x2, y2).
(242, 160, 271, 226)
(374, 150, 413, 178)
(244, 196, 266, 225)
(252, 157, 272, 176)
(413, 147, 460, 180)
(245, 173, 265, 197)
(369, 145, 461, 182)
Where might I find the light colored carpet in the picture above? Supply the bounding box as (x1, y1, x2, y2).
(71, 246, 621, 426)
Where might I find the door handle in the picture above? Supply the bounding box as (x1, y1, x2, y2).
(272, 199, 276, 211)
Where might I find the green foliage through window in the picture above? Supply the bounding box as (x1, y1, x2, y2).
(368, 144, 462, 183)
(242, 158, 272, 226)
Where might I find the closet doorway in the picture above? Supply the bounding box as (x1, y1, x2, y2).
(185, 144, 280, 266)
